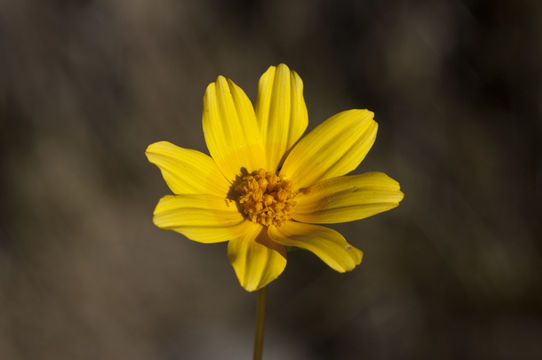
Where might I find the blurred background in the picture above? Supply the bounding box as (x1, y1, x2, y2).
(1, 0, 541, 359)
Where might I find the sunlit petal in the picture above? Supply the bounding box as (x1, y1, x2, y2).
(153, 194, 248, 243)
(228, 226, 287, 292)
(255, 64, 308, 172)
(203, 76, 266, 181)
(146, 141, 230, 196)
(293, 172, 404, 223)
(280, 109, 377, 190)
(269, 222, 363, 272)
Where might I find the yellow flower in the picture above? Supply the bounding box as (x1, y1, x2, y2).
(146, 64, 404, 292)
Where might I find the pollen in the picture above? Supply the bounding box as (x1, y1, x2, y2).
(229, 168, 296, 227)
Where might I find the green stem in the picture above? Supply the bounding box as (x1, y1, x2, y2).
(253, 286, 267, 360)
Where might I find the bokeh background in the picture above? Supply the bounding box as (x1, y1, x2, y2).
(1, 0, 541, 359)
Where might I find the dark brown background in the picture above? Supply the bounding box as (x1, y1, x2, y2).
(1, 0, 541, 359)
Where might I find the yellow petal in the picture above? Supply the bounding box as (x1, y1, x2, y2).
(280, 109, 377, 190)
(268, 222, 363, 272)
(203, 76, 266, 182)
(228, 226, 287, 292)
(153, 194, 248, 243)
(146, 141, 230, 197)
(255, 64, 308, 172)
(293, 172, 404, 224)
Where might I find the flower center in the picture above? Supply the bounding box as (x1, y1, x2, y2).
(229, 168, 296, 227)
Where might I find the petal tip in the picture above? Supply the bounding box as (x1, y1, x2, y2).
(277, 63, 290, 71)
(353, 248, 364, 266)
(397, 190, 405, 203)
(263, 65, 276, 75)
(236, 262, 285, 292)
(204, 82, 216, 98)
(240, 279, 265, 292)
(145, 140, 171, 157)
(145, 141, 159, 155)
(151, 214, 162, 228)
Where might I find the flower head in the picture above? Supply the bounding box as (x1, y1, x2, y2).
(146, 64, 404, 291)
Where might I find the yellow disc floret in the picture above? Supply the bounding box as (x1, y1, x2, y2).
(229, 168, 296, 227)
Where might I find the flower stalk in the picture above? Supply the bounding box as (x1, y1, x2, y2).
(253, 286, 267, 360)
